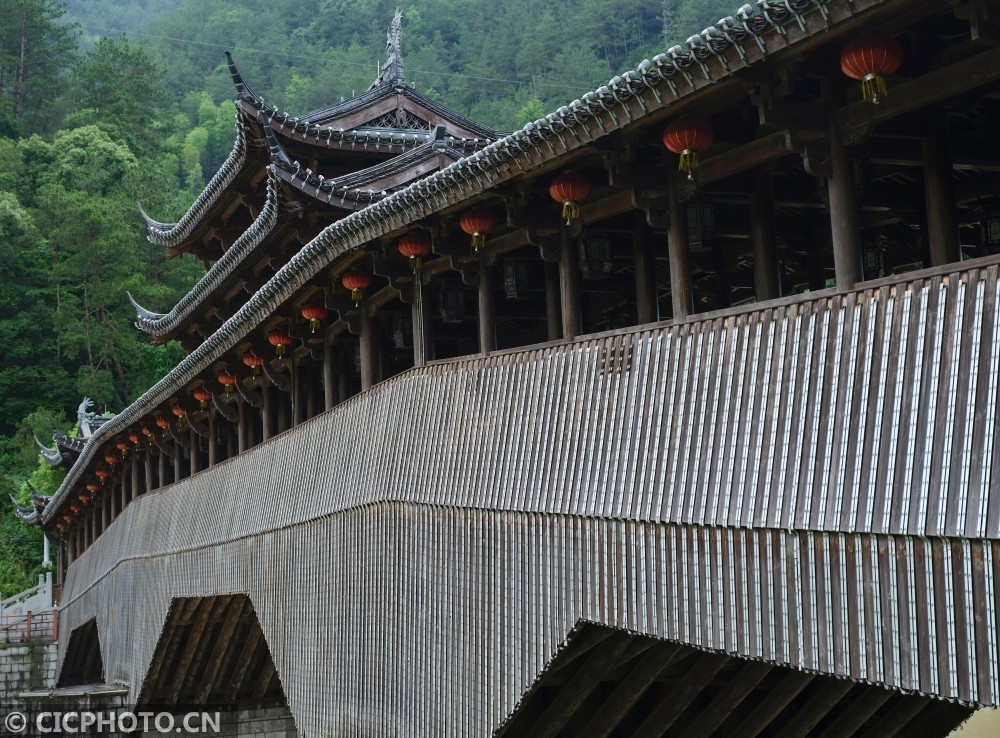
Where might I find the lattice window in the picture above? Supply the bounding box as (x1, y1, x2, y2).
(358, 110, 430, 130)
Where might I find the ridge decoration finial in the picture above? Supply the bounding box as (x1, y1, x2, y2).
(369, 9, 404, 90)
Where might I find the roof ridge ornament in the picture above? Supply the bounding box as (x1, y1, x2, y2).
(369, 9, 404, 91)
(224, 51, 261, 103)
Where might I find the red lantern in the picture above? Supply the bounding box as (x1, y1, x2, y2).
(56, 523, 64, 531)
(70, 505, 80, 514)
(662, 120, 714, 180)
(193, 387, 212, 409)
(104, 452, 119, 466)
(141, 426, 153, 437)
(459, 209, 498, 253)
(342, 270, 373, 305)
(218, 371, 237, 394)
(549, 172, 592, 225)
(301, 302, 330, 332)
(398, 232, 432, 270)
(171, 405, 186, 419)
(268, 330, 294, 357)
(78, 494, 89, 502)
(63, 514, 72, 523)
(155, 415, 170, 429)
(95, 468, 110, 481)
(840, 37, 903, 105)
(128, 431, 141, 445)
(243, 352, 263, 376)
(86, 483, 100, 494)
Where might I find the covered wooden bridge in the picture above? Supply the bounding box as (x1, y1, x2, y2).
(21, 0, 1000, 734)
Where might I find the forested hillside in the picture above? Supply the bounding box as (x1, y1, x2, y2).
(0, 0, 734, 593)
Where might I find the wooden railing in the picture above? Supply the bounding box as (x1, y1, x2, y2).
(0, 610, 58, 644)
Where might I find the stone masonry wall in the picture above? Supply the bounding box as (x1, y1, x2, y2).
(0, 642, 57, 697)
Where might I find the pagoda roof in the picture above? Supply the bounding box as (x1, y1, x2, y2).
(267, 125, 467, 210)
(129, 168, 286, 342)
(139, 114, 269, 254)
(43, 0, 893, 525)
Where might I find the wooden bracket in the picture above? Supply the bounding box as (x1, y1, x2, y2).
(212, 394, 239, 424)
(261, 357, 292, 393)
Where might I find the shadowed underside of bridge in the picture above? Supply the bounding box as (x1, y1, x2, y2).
(495, 624, 973, 737)
(56, 266, 1000, 735)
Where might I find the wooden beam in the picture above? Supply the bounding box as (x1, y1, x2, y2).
(696, 131, 793, 187)
(251, 658, 278, 700)
(773, 679, 855, 738)
(815, 686, 893, 738)
(194, 596, 247, 704)
(727, 670, 814, 737)
(856, 697, 929, 738)
(840, 46, 1000, 146)
(632, 653, 727, 737)
(681, 659, 771, 737)
(222, 624, 264, 704)
(164, 598, 218, 704)
(524, 631, 633, 738)
(576, 641, 684, 737)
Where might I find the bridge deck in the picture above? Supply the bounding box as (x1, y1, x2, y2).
(59, 258, 1000, 734)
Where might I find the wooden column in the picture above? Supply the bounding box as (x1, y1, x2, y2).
(173, 438, 183, 481)
(337, 348, 350, 403)
(57, 540, 65, 580)
(478, 257, 496, 353)
(291, 357, 301, 427)
(189, 428, 199, 476)
(238, 399, 248, 453)
(667, 175, 693, 319)
(827, 114, 861, 290)
(305, 365, 317, 419)
(922, 111, 961, 266)
(101, 494, 109, 535)
(157, 447, 167, 489)
(559, 224, 582, 340)
(277, 386, 290, 432)
(208, 414, 218, 467)
(359, 302, 377, 391)
(544, 261, 561, 340)
(412, 271, 430, 367)
(633, 223, 657, 324)
(323, 328, 336, 410)
(752, 170, 781, 301)
(262, 384, 273, 442)
(131, 456, 140, 503)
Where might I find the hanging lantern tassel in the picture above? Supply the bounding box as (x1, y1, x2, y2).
(471, 232, 486, 253)
(678, 149, 698, 179)
(561, 201, 580, 224)
(662, 119, 714, 182)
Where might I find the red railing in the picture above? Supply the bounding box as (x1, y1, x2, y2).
(0, 610, 58, 643)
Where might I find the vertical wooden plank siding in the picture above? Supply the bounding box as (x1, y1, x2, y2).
(58, 265, 1000, 735)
